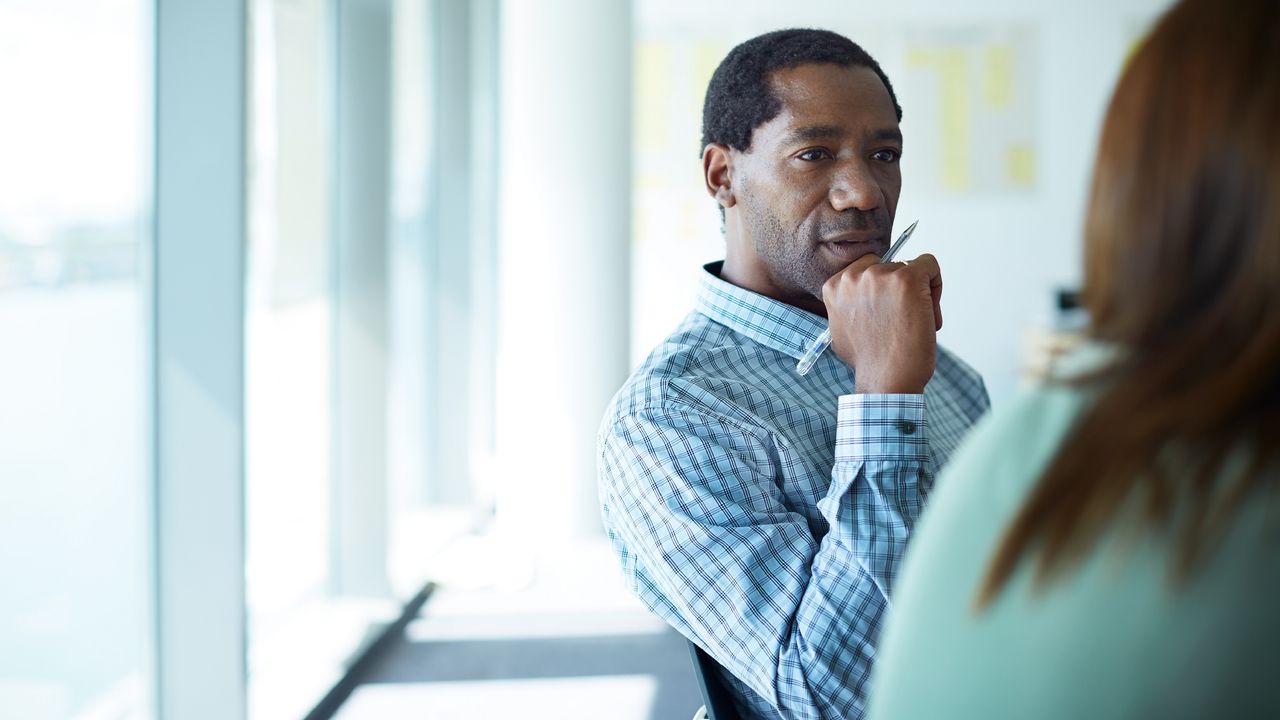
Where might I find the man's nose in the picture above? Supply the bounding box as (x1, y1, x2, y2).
(828, 159, 882, 212)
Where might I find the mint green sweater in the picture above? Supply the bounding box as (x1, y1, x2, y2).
(870, 348, 1280, 719)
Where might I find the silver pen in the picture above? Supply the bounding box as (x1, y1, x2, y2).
(794, 220, 919, 376)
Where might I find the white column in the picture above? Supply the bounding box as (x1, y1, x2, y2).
(333, 0, 393, 597)
(494, 0, 632, 550)
(427, 0, 476, 505)
(467, 0, 500, 508)
(154, 1, 247, 718)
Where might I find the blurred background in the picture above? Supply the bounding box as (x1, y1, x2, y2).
(0, 0, 1172, 718)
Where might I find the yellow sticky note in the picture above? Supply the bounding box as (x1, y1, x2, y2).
(984, 45, 1014, 109)
(693, 42, 726, 115)
(907, 48, 939, 67)
(635, 170, 664, 193)
(939, 49, 970, 192)
(1006, 144, 1035, 188)
(1125, 34, 1146, 67)
(635, 42, 670, 150)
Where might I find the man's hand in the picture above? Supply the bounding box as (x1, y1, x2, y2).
(821, 252, 943, 394)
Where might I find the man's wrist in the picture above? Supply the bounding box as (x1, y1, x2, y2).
(853, 380, 926, 394)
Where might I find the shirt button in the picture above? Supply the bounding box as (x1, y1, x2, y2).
(897, 420, 917, 435)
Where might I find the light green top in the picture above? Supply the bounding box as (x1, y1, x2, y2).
(869, 346, 1280, 719)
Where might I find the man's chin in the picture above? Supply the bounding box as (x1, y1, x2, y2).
(802, 274, 832, 305)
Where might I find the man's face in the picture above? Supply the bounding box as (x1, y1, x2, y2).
(729, 63, 902, 307)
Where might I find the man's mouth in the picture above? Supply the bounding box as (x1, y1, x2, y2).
(822, 230, 884, 245)
(818, 232, 887, 264)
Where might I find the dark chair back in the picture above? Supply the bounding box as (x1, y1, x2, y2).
(687, 640, 743, 720)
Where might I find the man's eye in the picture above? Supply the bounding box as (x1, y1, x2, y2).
(797, 149, 831, 161)
(872, 148, 901, 163)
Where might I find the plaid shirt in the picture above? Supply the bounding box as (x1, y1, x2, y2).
(598, 262, 989, 719)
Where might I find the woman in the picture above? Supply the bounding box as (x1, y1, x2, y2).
(869, 0, 1280, 717)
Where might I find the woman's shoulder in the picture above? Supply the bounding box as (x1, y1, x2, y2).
(899, 346, 1109, 591)
(938, 370, 1093, 509)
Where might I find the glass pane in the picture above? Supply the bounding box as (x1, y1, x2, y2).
(387, 0, 440, 599)
(245, 0, 333, 616)
(245, 0, 335, 716)
(386, 0, 497, 599)
(0, 1, 152, 718)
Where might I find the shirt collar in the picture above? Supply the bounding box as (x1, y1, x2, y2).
(695, 261, 828, 361)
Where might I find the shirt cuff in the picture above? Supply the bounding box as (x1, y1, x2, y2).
(834, 393, 928, 462)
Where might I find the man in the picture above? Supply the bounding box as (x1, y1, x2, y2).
(598, 29, 988, 719)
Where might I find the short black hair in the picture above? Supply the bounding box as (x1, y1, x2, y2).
(700, 28, 902, 154)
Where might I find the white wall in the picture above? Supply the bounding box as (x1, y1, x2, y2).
(632, 0, 1176, 407)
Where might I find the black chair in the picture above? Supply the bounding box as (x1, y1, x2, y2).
(687, 640, 743, 720)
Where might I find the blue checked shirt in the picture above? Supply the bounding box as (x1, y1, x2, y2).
(598, 262, 989, 719)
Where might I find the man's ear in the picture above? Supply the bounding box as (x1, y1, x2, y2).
(702, 143, 736, 209)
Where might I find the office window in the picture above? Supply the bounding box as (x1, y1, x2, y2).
(0, 1, 152, 718)
(245, 0, 341, 716)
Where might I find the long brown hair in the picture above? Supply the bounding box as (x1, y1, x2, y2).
(975, 0, 1280, 609)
